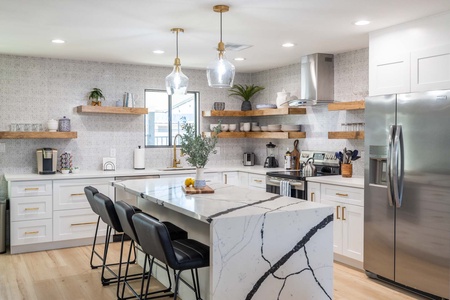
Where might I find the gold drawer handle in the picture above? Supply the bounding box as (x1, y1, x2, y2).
(336, 193, 349, 197)
(70, 193, 85, 197)
(254, 179, 263, 183)
(24, 187, 39, 191)
(311, 192, 315, 202)
(24, 207, 40, 211)
(71, 222, 97, 227)
(342, 206, 346, 221)
(25, 231, 39, 235)
(336, 205, 341, 219)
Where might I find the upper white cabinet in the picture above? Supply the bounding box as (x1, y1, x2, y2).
(369, 11, 450, 96)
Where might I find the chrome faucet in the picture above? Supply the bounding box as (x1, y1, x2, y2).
(172, 134, 183, 168)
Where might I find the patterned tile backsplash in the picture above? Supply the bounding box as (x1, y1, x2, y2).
(0, 48, 368, 193)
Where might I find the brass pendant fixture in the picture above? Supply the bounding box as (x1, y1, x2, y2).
(166, 28, 189, 95)
(206, 4, 235, 88)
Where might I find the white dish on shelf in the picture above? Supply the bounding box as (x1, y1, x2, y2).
(261, 126, 268, 131)
(256, 104, 277, 109)
(268, 128, 281, 132)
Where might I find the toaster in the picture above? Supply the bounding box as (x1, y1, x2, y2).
(243, 152, 255, 166)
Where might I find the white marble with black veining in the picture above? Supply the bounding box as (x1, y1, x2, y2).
(113, 178, 334, 300)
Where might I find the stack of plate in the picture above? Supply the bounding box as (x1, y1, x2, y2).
(281, 124, 301, 132)
(268, 124, 282, 132)
(256, 104, 277, 110)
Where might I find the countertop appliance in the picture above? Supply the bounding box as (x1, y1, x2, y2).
(365, 90, 450, 299)
(37, 148, 57, 174)
(266, 150, 340, 199)
(243, 152, 255, 166)
(264, 142, 278, 168)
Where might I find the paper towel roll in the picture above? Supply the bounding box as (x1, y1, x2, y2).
(134, 146, 145, 170)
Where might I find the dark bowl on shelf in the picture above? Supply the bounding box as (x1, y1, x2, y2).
(213, 102, 225, 111)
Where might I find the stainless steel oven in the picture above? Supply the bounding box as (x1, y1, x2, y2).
(266, 175, 306, 199)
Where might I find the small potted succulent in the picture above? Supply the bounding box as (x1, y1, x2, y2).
(88, 88, 105, 106)
(229, 84, 265, 111)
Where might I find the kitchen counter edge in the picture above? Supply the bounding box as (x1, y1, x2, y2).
(306, 175, 364, 188)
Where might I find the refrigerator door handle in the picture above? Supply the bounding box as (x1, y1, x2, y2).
(393, 125, 404, 208)
(387, 125, 395, 207)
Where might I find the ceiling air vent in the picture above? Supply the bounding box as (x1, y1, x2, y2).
(224, 43, 253, 51)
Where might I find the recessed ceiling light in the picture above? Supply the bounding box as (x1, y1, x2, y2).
(282, 43, 295, 48)
(354, 20, 370, 26)
(153, 50, 164, 54)
(234, 57, 245, 61)
(51, 39, 65, 44)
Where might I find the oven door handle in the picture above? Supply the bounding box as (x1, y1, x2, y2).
(266, 178, 303, 187)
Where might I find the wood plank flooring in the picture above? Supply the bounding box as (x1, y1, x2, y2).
(0, 243, 429, 300)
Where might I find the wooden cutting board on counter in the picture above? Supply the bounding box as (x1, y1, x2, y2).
(182, 185, 215, 194)
(291, 139, 300, 169)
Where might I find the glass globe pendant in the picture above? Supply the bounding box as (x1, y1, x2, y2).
(206, 5, 235, 88)
(166, 28, 189, 95)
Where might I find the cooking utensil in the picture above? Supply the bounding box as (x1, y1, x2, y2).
(291, 139, 300, 169)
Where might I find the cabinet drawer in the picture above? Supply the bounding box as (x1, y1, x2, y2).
(10, 181, 52, 197)
(53, 178, 114, 211)
(10, 196, 52, 221)
(53, 209, 107, 241)
(321, 184, 363, 206)
(248, 174, 266, 189)
(11, 219, 53, 246)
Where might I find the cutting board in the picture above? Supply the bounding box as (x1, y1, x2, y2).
(291, 139, 300, 170)
(182, 185, 215, 194)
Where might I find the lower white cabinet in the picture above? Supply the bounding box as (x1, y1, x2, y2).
(307, 182, 321, 202)
(222, 172, 239, 185)
(10, 196, 52, 221)
(248, 173, 266, 190)
(10, 219, 53, 246)
(53, 208, 106, 241)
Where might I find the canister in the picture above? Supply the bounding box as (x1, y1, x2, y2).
(58, 116, 71, 132)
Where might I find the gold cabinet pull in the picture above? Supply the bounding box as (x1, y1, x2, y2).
(224, 174, 228, 184)
(311, 192, 315, 202)
(336, 193, 349, 197)
(342, 207, 346, 221)
(24, 187, 39, 191)
(70, 193, 85, 197)
(24, 207, 40, 211)
(24, 231, 39, 235)
(254, 179, 263, 183)
(71, 221, 97, 227)
(336, 205, 341, 219)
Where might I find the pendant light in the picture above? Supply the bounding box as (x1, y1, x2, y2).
(166, 28, 189, 95)
(206, 5, 235, 88)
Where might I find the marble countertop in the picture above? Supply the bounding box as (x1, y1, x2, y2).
(306, 175, 364, 188)
(113, 177, 330, 224)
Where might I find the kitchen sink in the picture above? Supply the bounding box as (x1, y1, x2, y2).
(158, 167, 196, 171)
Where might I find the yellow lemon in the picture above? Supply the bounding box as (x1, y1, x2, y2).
(184, 177, 194, 187)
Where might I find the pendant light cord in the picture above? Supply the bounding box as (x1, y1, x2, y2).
(176, 30, 179, 59)
(220, 11, 223, 43)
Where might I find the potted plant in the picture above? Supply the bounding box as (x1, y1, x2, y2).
(180, 122, 220, 188)
(88, 88, 105, 106)
(229, 84, 265, 111)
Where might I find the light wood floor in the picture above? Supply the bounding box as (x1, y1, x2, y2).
(0, 242, 428, 300)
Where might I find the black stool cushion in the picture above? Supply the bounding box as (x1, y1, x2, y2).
(172, 239, 210, 270)
(84, 186, 100, 215)
(93, 193, 123, 232)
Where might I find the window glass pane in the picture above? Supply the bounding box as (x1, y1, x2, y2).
(171, 93, 197, 144)
(145, 91, 169, 146)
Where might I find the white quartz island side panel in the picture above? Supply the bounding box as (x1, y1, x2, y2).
(113, 178, 334, 300)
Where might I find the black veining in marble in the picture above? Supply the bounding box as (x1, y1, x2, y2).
(245, 213, 334, 300)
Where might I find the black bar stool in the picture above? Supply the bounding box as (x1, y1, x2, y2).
(132, 213, 210, 300)
(84, 186, 103, 269)
(114, 200, 188, 300)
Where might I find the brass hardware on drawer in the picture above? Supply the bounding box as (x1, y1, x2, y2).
(71, 222, 97, 227)
(24, 231, 39, 235)
(254, 179, 263, 183)
(342, 207, 346, 221)
(336, 205, 341, 219)
(24, 187, 39, 191)
(224, 174, 228, 184)
(311, 192, 315, 202)
(70, 193, 85, 197)
(24, 207, 40, 211)
(336, 193, 349, 197)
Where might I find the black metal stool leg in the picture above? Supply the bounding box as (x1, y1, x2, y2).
(89, 216, 102, 269)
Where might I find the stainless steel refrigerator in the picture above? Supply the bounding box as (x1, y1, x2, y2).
(364, 90, 450, 299)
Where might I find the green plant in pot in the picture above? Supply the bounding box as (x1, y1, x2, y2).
(88, 88, 105, 106)
(180, 121, 220, 188)
(229, 84, 265, 111)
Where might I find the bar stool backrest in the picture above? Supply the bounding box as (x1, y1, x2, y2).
(114, 201, 140, 243)
(84, 186, 100, 215)
(93, 193, 123, 232)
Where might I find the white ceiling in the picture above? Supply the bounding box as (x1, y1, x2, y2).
(1, 0, 450, 73)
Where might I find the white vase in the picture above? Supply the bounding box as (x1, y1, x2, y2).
(194, 167, 206, 189)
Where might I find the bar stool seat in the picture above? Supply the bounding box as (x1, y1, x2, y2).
(132, 213, 210, 300)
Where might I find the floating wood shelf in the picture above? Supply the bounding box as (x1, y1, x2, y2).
(328, 100, 365, 111)
(328, 131, 365, 140)
(203, 131, 306, 139)
(76, 105, 148, 115)
(0, 131, 78, 139)
(202, 107, 306, 117)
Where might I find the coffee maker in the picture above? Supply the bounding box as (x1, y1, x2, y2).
(264, 142, 279, 168)
(37, 148, 57, 174)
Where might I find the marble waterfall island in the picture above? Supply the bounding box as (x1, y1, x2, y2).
(113, 178, 334, 300)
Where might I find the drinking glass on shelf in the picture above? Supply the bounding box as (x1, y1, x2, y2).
(24, 124, 32, 132)
(38, 124, 44, 131)
(341, 123, 347, 131)
(17, 124, 25, 131)
(10, 124, 17, 132)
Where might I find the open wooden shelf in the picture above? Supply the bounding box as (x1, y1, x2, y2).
(76, 105, 148, 115)
(328, 131, 364, 140)
(202, 107, 306, 117)
(328, 100, 365, 111)
(0, 131, 78, 139)
(203, 131, 306, 139)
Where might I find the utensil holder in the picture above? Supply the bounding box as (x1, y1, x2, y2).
(341, 163, 352, 178)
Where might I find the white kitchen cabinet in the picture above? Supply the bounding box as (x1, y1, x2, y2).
(53, 208, 106, 241)
(222, 172, 239, 185)
(307, 182, 321, 202)
(10, 196, 52, 221)
(238, 172, 249, 187)
(369, 53, 411, 96)
(248, 173, 266, 190)
(10, 219, 53, 246)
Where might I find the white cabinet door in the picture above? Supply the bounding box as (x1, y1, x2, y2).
(9, 180, 52, 198)
(369, 53, 411, 96)
(53, 208, 107, 241)
(222, 172, 239, 185)
(11, 219, 53, 245)
(411, 44, 450, 92)
(322, 199, 343, 255)
(342, 204, 364, 261)
(238, 172, 249, 187)
(307, 182, 321, 203)
(10, 196, 52, 221)
(248, 174, 266, 190)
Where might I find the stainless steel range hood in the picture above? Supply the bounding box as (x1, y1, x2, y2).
(295, 53, 334, 106)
